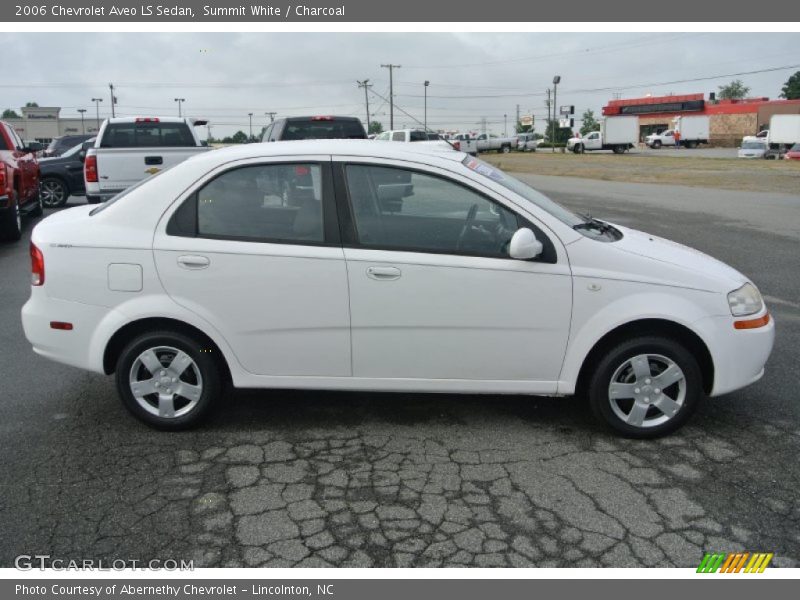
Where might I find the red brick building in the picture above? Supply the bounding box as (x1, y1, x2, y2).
(602, 94, 800, 146)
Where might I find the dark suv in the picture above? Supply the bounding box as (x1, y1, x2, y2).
(262, 116, 367, 142)
(44, 134, 94, 157)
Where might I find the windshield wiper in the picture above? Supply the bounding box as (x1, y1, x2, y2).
(574, 213, 613, 234)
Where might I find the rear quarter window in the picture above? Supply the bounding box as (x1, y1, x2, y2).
(101, 122, 197, 148)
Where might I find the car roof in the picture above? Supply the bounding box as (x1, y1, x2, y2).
(105, 117, 188, 124)
(189, 139, 467, 167)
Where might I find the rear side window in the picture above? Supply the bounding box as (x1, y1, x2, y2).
(188, 164, 325, 243)
(409, 131, 428, 142)
(101, 122, 196, 148)
(392, 132, 406, 142)
(280, 119, 366, 141)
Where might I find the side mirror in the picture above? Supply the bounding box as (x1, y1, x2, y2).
(78, 150, 87, 162)
(509, 228, 543, 260)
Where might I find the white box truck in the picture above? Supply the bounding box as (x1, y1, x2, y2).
(765, 114, 800, 159)
(673, 115, 710, 148)
(567, 116, 638, 154)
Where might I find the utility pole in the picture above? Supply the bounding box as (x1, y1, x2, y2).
(91, 98, 103, 130)
(516, 104, 520, 132)
(424, 81, 430, 132)
(265, 112, 276, 123)
(174, 98, 186, 117)
(248, 112, 253, 142)
(545, 88, 551, 147)
(77, 109, 86, 134)
(108, 83, 116, 117)
(552, 75, 561, 154)
(504, 114, 507, 137)
(357, 79, 372, 132)
(380, 64, 401, 129)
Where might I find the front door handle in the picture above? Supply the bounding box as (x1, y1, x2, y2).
(177, 255, 210, 269)
(366, 266, 401, 281)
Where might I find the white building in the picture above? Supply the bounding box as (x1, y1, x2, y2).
(3, 106, 101, 143)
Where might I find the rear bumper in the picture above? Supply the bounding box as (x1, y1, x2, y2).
(21, 288, 112, 374)
(694, 312, 775, 397)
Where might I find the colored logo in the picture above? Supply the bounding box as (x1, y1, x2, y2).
(697, 552, 773, 573)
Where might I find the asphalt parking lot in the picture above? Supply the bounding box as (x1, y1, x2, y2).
(1, 179, 798, 569)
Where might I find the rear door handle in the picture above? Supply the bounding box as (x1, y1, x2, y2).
(145, 156, 163, 165)
(366, 266, 401, 281)
(177, 255, 210, 269)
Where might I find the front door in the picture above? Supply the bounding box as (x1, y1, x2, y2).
(154, 159, 351, 377)
(336, 161, 572, 389)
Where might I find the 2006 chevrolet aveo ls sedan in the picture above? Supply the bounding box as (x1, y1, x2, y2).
(22, 140, 774, 437)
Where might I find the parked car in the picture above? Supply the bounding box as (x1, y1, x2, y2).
(84, 117, 209, 204)
(645, 129, 677, 149)
(737, 137, 767, 159)
(262, 116, 367, 142)
(44, 134, 94, 158)
(785, 143, 800, 160)
(23, 141, 774, 437)
(474, 133, 518, 153)
(39, 138, 96, 208)
(0, 120, 43, 241)
(516, 132, 540, 152)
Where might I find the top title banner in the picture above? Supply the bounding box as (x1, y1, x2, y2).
(5, 0, 800, 22)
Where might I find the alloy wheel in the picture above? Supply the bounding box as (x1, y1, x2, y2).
(128, 345, 204, 419)
(40, 179, 66, 208)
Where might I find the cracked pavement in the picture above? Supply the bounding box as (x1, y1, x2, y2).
(1, 179, 798, 568)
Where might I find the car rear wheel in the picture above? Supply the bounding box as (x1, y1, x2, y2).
(40, 177, 69, 208)
(0, 193, 22, 242)
(115, 330, 222, 430)
(587, 336, 703, 438)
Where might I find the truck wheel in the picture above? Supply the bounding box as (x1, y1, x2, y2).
(612, 145, 625, 154)
(29, 188, 44, 217)
(652, 140, 662, 149)
(587, 336, 703, 438)
(115, 329, 223, 430)
(499, 145, 511, 154)
(573, 144, 583, 154)
(0, 193, 22, 242)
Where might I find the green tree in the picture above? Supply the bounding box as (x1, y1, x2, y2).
(25, 101, 39, 107)
(580, 109, 600, 136)
(230, 130, 248, 144)
(717, 80, 750, 100)
(368, 121, 383, 134)
(544, 120, 572, 144)
(780, 71, 800, 100)
(2, 109, 20, 118)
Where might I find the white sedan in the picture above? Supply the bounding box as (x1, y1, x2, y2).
(22, 140, 774, 437)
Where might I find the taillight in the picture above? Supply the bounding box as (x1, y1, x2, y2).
(452, 141, 461, 151)
(30, 242, 44, 286)
(84, 154, 98, 183)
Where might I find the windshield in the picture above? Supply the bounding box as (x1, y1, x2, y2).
(462, 156, 583, 227)
(741, 141, 765, 150)
(791, 144, 800, 152)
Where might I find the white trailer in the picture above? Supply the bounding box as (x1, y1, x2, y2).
(567, 116, 638, 154)
(673, 115, 710, 148)
(766, 114, 800, 158)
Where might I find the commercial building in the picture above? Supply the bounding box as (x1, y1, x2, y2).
(602, 94, 800, 146)
(3, 106, 100, 143)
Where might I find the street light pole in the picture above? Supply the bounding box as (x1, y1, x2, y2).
(380, 64, 401, 130)
(504, 113, 507, 137)
(265, 112, 276, 123)
(91, 98, 103, 131)
(174, 98, 186, 117)
(552, 75, 561, 154)
(424, 81, 430, 132)
(248, 113, 253, 142)
(77, 109, 86, 134)
(108, 83, 116, 117)
(357, 79, 372, 133)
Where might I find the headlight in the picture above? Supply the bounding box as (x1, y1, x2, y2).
(727, 283, 763, 317)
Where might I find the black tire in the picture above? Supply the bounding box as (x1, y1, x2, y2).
(115, 330, 222, 430)
(40, 177, 69, 209)
(499, 144, 511, 154)
(586, 336, 703, 438)
(573, 144, 583, 154)
(29, 189, 44, 217)
(0, 192, 22, 242)
(612, 145, 625, 154)
(652, 140, 662, 149)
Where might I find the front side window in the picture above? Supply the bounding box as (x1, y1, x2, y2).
(194, 163, 324, 243)
(391, 131, 406, 142)
(345, 165, 520, 258)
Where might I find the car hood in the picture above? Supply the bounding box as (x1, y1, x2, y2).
(608, 224, 747, 291)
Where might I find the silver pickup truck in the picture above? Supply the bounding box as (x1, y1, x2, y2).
(84, 117, 209, 203)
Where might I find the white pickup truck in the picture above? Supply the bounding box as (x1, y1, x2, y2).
(84, 117, 209, 203)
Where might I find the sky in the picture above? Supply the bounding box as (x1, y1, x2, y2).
(2, 32, 798, 138)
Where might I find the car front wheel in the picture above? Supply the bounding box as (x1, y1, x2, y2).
(40, 177, 69, 208)
(115, 330, 222, 430)
(587, 336, 703, 438)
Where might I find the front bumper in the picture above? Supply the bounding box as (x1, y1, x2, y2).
(693, 311, 775, 396)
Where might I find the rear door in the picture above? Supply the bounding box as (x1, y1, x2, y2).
(97, 120, 203, 193)
(153, 157, 352, 378)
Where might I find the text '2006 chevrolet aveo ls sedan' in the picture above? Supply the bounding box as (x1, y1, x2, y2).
(22, 140, 774, 437)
